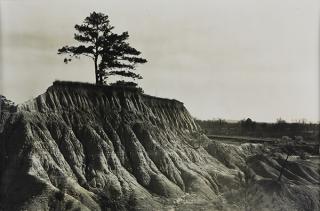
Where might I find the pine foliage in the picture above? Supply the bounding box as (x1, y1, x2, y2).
(58, 12, 147, 85)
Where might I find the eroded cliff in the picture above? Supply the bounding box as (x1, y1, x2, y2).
(0, 82, 318, 211)
(0, 82, 234, 210)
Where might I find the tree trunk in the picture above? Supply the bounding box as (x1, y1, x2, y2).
(94, 56, 100, 84)
(99, 70, 103, 84)
(278, 154, 289, 182)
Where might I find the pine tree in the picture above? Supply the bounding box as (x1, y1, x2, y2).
(58, 12, 147, 85)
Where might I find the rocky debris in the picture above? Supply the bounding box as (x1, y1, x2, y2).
(0, 82, 319, 211)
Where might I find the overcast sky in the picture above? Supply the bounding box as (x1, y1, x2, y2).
(0, 0, 319, 122)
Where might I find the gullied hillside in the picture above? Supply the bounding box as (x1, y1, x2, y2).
(0, 82, 319, 211)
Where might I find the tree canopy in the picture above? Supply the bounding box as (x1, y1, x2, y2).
(58, 12, 147, 85)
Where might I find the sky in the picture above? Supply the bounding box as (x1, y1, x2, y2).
(0, 0, 319, 122)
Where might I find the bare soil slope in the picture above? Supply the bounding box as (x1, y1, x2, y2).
(0, 82, 318, 210)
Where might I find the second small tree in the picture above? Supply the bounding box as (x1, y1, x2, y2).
(58, 12, 147, 85)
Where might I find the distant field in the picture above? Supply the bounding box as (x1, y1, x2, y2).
(196, 119, 319, 143)
(207, 134, 319, 155)
(207, 134, 275, 143)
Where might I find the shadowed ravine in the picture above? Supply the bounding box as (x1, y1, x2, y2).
(0, 82, 319, 211)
